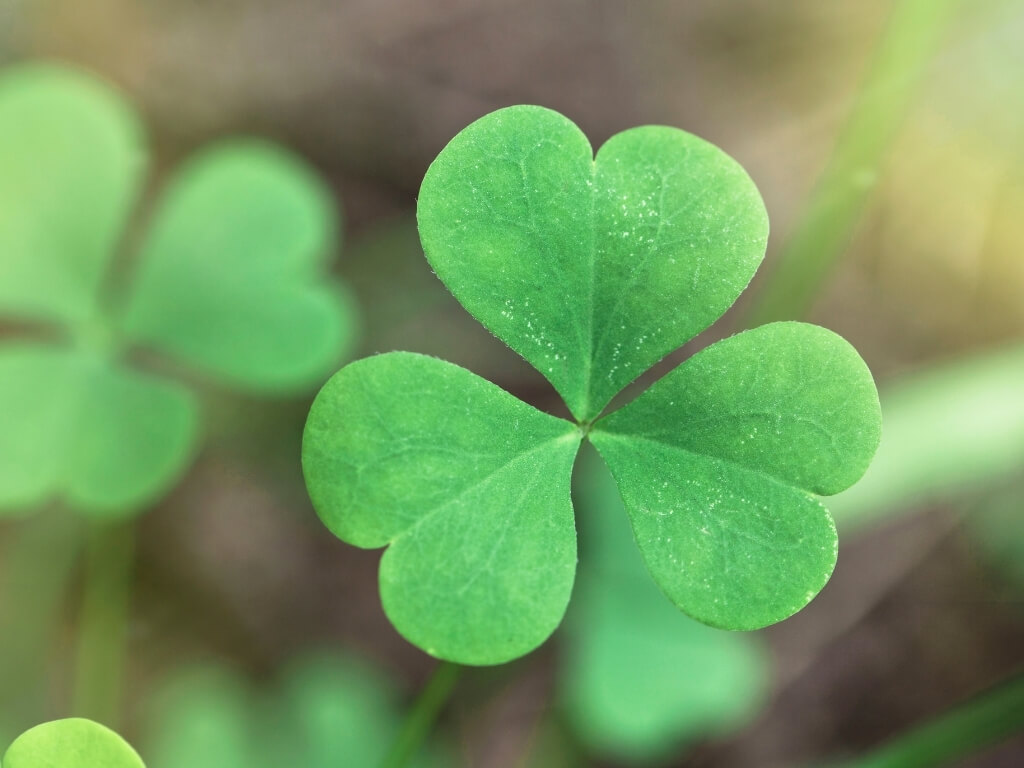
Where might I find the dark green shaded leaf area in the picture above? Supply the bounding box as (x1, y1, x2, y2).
(2, 718, 145, 768)
(562, 449, 767, 764)
(304, 105, 881, 664)
(144, 655, 449, 768)
(0, 63, 355, 518)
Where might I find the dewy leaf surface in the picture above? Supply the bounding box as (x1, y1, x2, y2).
(3, 718, 145, 768)
(303, 352, 582, 664)
(417, 105, 768, 421)
(0, 344, 199, 517)
(590, 322, 881, 629)
(0, 64, 143, 327)
(121, 141, 356, 393)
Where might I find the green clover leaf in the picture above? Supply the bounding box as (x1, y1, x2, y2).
(144, 655, 449, 768)
(0, 63, 356, 517)
(303, 105, 881, 664)
(417, 106, 769, 422)
(0, 64, 141, 327)
(303, 352, 580, 664)
(120, 141, 358, 393)
(2, 718, 145, 768)
(590, 321, 879, 629)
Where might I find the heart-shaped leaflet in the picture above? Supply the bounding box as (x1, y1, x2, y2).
(417, 105, 768, 422)
(121, 142, 357, 394)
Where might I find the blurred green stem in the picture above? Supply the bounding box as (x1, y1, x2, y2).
(72, 520, 136, 727)
(832, 673, 1024, 767)
(0, 510, 82, 732)
(380, 661, 460, 768)
(744, 0, 963, 325)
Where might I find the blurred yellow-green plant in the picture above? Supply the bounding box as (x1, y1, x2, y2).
(0, 63, 357, 518)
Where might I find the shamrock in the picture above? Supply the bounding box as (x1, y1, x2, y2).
(2, 718, 144, 768)
(0, 63, 356, 517)
(302, 105, 881, 665)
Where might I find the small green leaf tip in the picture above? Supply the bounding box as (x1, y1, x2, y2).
(3, 718, 145, 768)
(304, 105, 880, 662)
(0, 62, 356, 518)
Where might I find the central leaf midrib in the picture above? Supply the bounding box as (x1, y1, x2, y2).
(388, 429, 582, 547)
(580, 157, 598, 421)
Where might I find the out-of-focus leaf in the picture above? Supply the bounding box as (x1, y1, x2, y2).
(562, 448, 767, 764)
(3, 718, 144, 768)
(121, 141, 357, 393)
(0, 344, 198, 517)
(0, 62, 358, 520)
(145, 668, 253, 768)
(0, 64, 143, 327)
(829, 343, 1024, 529)
(145, 655, 450, 768)
(281, 655, 421, 768)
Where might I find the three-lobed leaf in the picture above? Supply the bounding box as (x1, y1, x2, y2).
(0, 62, 356, 517)
(3, 718, 144, 768)
(304, 105, 881, 664)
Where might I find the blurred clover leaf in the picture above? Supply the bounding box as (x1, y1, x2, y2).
(561, 448, 767, 764)
(144, 654, 449, 768)
(303, 105, 881, 664)
(0, 63, 356, 518)
(2, 718, 145, 768)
